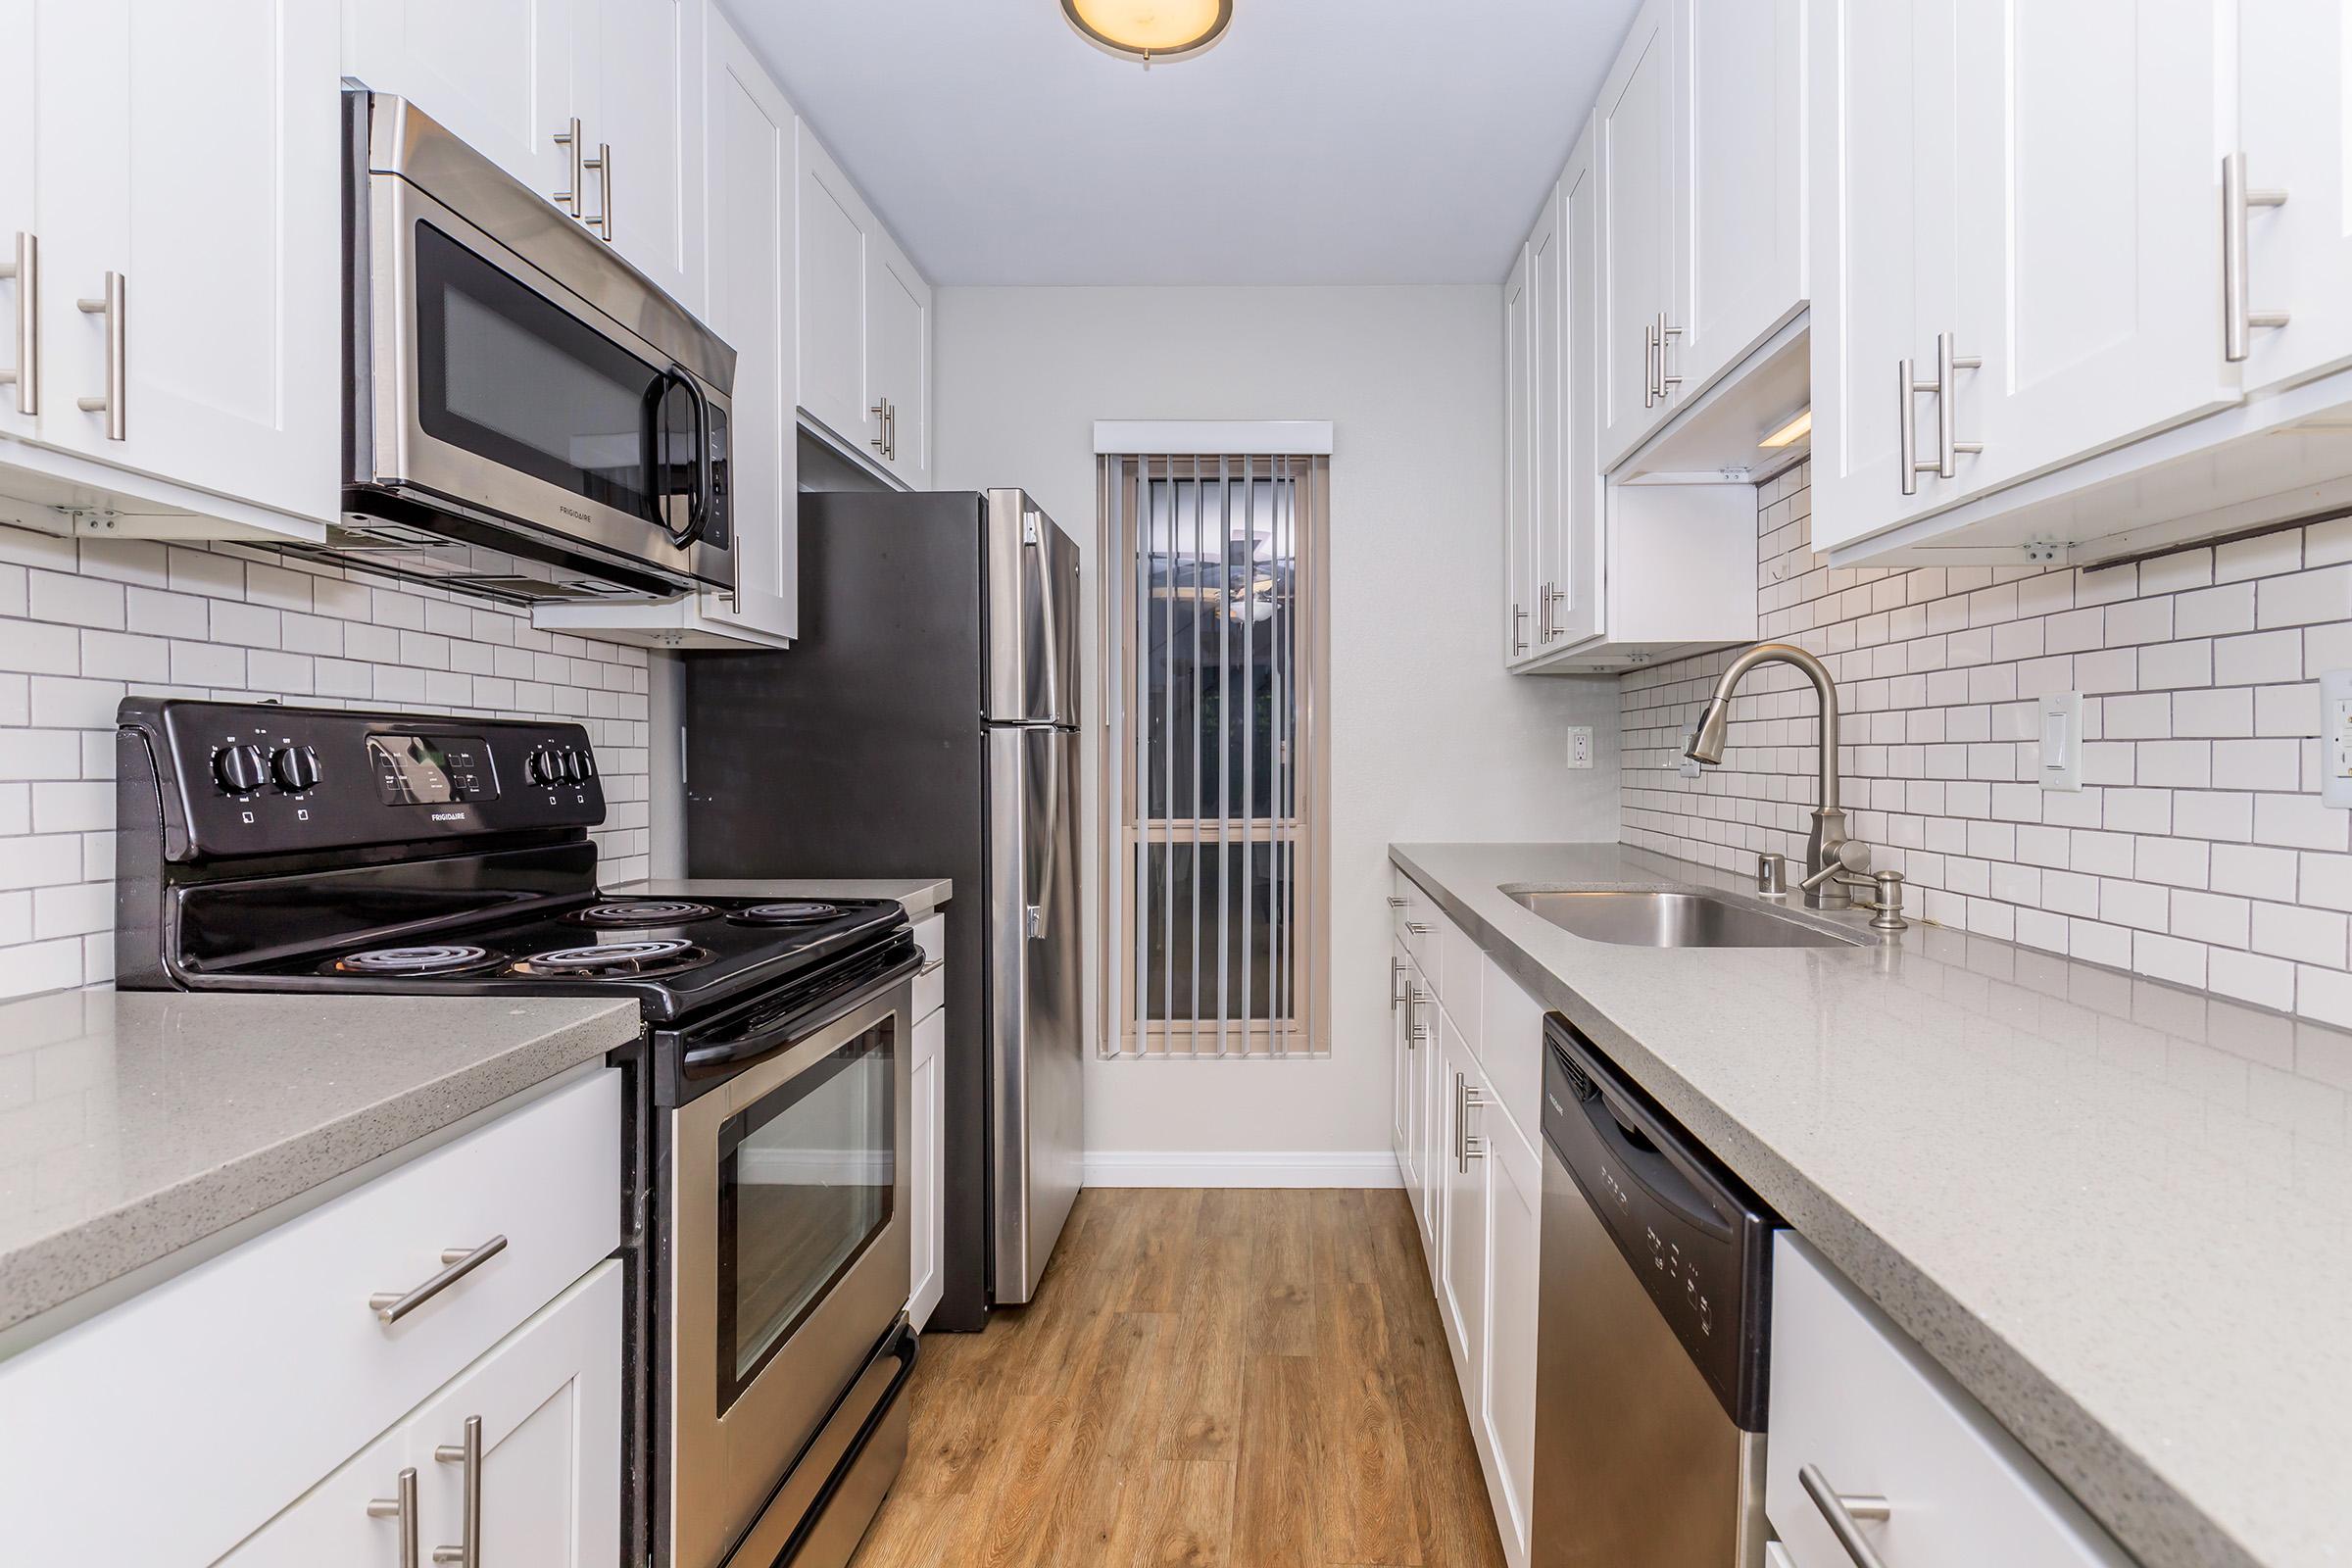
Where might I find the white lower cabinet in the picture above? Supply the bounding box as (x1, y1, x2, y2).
(1768, 1233, 2132, 1568)
(1386, 875, 1544, 1568)
(223, 1261, 622, 1568)
(0, 1071, 623, 1567)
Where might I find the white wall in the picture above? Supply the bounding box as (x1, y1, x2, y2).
(935, 285, 1619, 1173)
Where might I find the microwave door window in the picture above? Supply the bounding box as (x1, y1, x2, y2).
(413, 221, 662, 525)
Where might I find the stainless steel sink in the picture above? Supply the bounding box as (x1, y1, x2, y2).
(1503, 889, 1864, 949)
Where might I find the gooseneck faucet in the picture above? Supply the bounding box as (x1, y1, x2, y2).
(1683, 642, 1857, 910)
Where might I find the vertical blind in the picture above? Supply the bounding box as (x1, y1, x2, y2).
(1099, 452, 1329, 1058)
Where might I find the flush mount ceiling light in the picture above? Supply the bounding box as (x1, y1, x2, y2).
(1061, 0, 1233, 66)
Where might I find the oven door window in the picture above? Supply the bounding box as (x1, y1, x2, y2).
(412, 221, 703, 532)
(713, 1019, 897, 1409)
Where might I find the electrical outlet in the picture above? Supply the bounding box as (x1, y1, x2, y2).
(2323, 669, 2352, 808)
(1567, 725, 1593, 770)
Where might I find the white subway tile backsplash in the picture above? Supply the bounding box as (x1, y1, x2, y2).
(0, 523, 655, 997)
(1621, 463, 2352, 1028)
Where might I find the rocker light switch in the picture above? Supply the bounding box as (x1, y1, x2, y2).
(2038, 691, 2082, 792)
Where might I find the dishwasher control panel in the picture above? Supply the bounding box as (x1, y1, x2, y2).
(1543, 1018, 1777, 1432)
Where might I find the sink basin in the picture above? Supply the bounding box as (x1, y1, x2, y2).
(1504, 889, 1864, 949)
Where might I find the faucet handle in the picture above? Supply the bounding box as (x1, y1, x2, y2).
(1799, 838, 1872, 892)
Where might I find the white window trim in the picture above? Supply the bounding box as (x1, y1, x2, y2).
(1093, 420, 1334, 457)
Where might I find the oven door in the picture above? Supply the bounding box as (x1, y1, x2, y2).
(359, 167, 734, 594)
(665, 977, 913, 1568)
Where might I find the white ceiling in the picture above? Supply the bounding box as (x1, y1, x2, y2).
(729, 0, 1642, 286)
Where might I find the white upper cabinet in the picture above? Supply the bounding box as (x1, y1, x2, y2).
(1597, 0, 1677, 468)
(1528, 187, 1572, 652)
(795, 120, 932, 489)
(1807, 0, 1959, 550)
(1548, 137, 1602, 649)
(344, 0, 579, 199)
(867, 228, 931, 489)
(1600, 0, 1804, 470)
(569, 0, 707, 312)
(1673, 0, 1806, 398)
(1947, 1, 2232, 506)
(1502, 239, 1535, 663)
(0, 0, 340, 535)
(796, 125, 875, 457)
(2237, 4, 2352, 393)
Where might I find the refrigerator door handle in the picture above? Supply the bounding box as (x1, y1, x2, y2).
(1027, 508, 1064, 727)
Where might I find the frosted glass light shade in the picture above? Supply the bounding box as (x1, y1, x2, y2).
(1062, 0, 1233, 62)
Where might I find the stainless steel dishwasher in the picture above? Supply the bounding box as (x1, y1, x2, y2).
(1534, 1016, 1777, 1568)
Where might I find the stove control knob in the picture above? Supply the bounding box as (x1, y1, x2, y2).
(270, 745, 321, 793)
(552, 748, 580, 782)
(212, 743, 270, 796)
(574, 748, 597, 781)
(525, 748, 554, 785)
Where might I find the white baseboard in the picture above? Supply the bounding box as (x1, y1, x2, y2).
(1082, 1150, 1403, 1189)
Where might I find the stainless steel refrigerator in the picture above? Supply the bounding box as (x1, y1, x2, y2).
(681, 488, 1083, 1330)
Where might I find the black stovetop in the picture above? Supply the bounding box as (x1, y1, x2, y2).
(192, 894, 908, 1025)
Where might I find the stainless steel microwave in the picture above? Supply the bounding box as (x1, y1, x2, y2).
(335, 84, 736, 605)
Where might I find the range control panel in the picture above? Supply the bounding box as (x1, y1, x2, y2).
(121, 699, 606, 860)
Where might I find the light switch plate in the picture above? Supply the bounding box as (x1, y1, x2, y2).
(1566, 725, 1593, 770)
(2038, 691, 2083, 792)
(2323, 669, 2352, 808)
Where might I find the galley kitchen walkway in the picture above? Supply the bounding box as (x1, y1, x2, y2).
(848, 1187, 1508, 1568)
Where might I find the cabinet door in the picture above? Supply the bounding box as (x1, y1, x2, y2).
(1673, 0, 1805, 397)
(1401, 955, 1430, 1214)
(796, 124, 874, 456)
(1553, 122, 1603, 647)
(343, 0, 578, 198)
(1805, 0, 1958, 557)
(700, 12, 797, 639)
(1502, 240, 1535, 664)
(2233, 5, 2352, 392)
(1389, 943, 1411, 1169)
(33, 0, 340, 522)
(1436, 1014, 1489, 1382)
(573, 0, 705, 313)
(908, 1008, 945, 1331)
(1596, 0, 1676, 469)
(1414, 959, 1444, 1262)
(1951, 0, 2234, 507)
(218, 1263, 622, 1568)
(0, 0, 34, 445)
(1529, 189, 1571, 653)
(867, 230, 930, 489)
(1481, 1122, 1542, 1567)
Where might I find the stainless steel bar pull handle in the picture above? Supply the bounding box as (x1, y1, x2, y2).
(1462, 1080, 1487, 1166)
(1642, 321, 1658, 407)
(0, 231, 34, 416)
(432, 1415, 483, 1567)
(552, 118, 585, 216)
(1798, 1463, 1893, 1568)
(368, 1467, 421, 1568)
(1536, 579, 1551, 644)
(1656, 312, 1683, 397)
(869, 399, 889, 453)
(1931, 331, 1982, 479)
(369, 1235, 508, 1324)
(75, 271, 124, 440)
(2223, 151, 2288, 363)
(1403, 920, 1432, 935)
(1385, 896, 1407, 909)
(1510, 603, 1529, 657)
(1897, 356, 1920, 496)
(1545, 582, 1566, 641)
(1389, 956, 1405, 1010)
(1407, 987, 1429, 1044)
(582, 143, 612, 241)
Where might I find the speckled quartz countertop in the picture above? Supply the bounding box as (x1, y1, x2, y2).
(0, 988, 636, 1340)
(1392, 842, 2352, 1568)
(615, 876, 953, 916)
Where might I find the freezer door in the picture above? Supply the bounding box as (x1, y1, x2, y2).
(986, 725, 1085, 1302)
(982, 489, 1083, 726)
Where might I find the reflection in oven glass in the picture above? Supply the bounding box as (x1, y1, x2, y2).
(715, 1021, 896, 1404)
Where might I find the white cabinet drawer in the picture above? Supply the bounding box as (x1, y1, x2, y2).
(1480, 957, 1546, 1148)
(0, 1069, 622, 1568)
(1392, 869, 1438, 972)
(912, 912, 946, 1020)
(1437, 910, 1484, 1054)
(1767, 1233, 2131, 1568)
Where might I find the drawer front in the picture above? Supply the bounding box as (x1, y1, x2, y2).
(1437, 910, 1484, 1054)
(1767, 1234, 2132, 1568)
(912, 913, 947, 1019)
(0, 1069, 622, 1568)
(1394, 871, 1438, 974)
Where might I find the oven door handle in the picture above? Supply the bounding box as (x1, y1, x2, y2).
(681, 948, 921, 1077)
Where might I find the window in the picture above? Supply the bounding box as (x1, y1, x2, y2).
(1099, 452, 1329, 1057)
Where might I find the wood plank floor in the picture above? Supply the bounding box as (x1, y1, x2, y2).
(850, 1188, 1507, 1568)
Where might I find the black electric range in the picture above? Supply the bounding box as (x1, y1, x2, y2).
(112, 697, 922, 1568)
